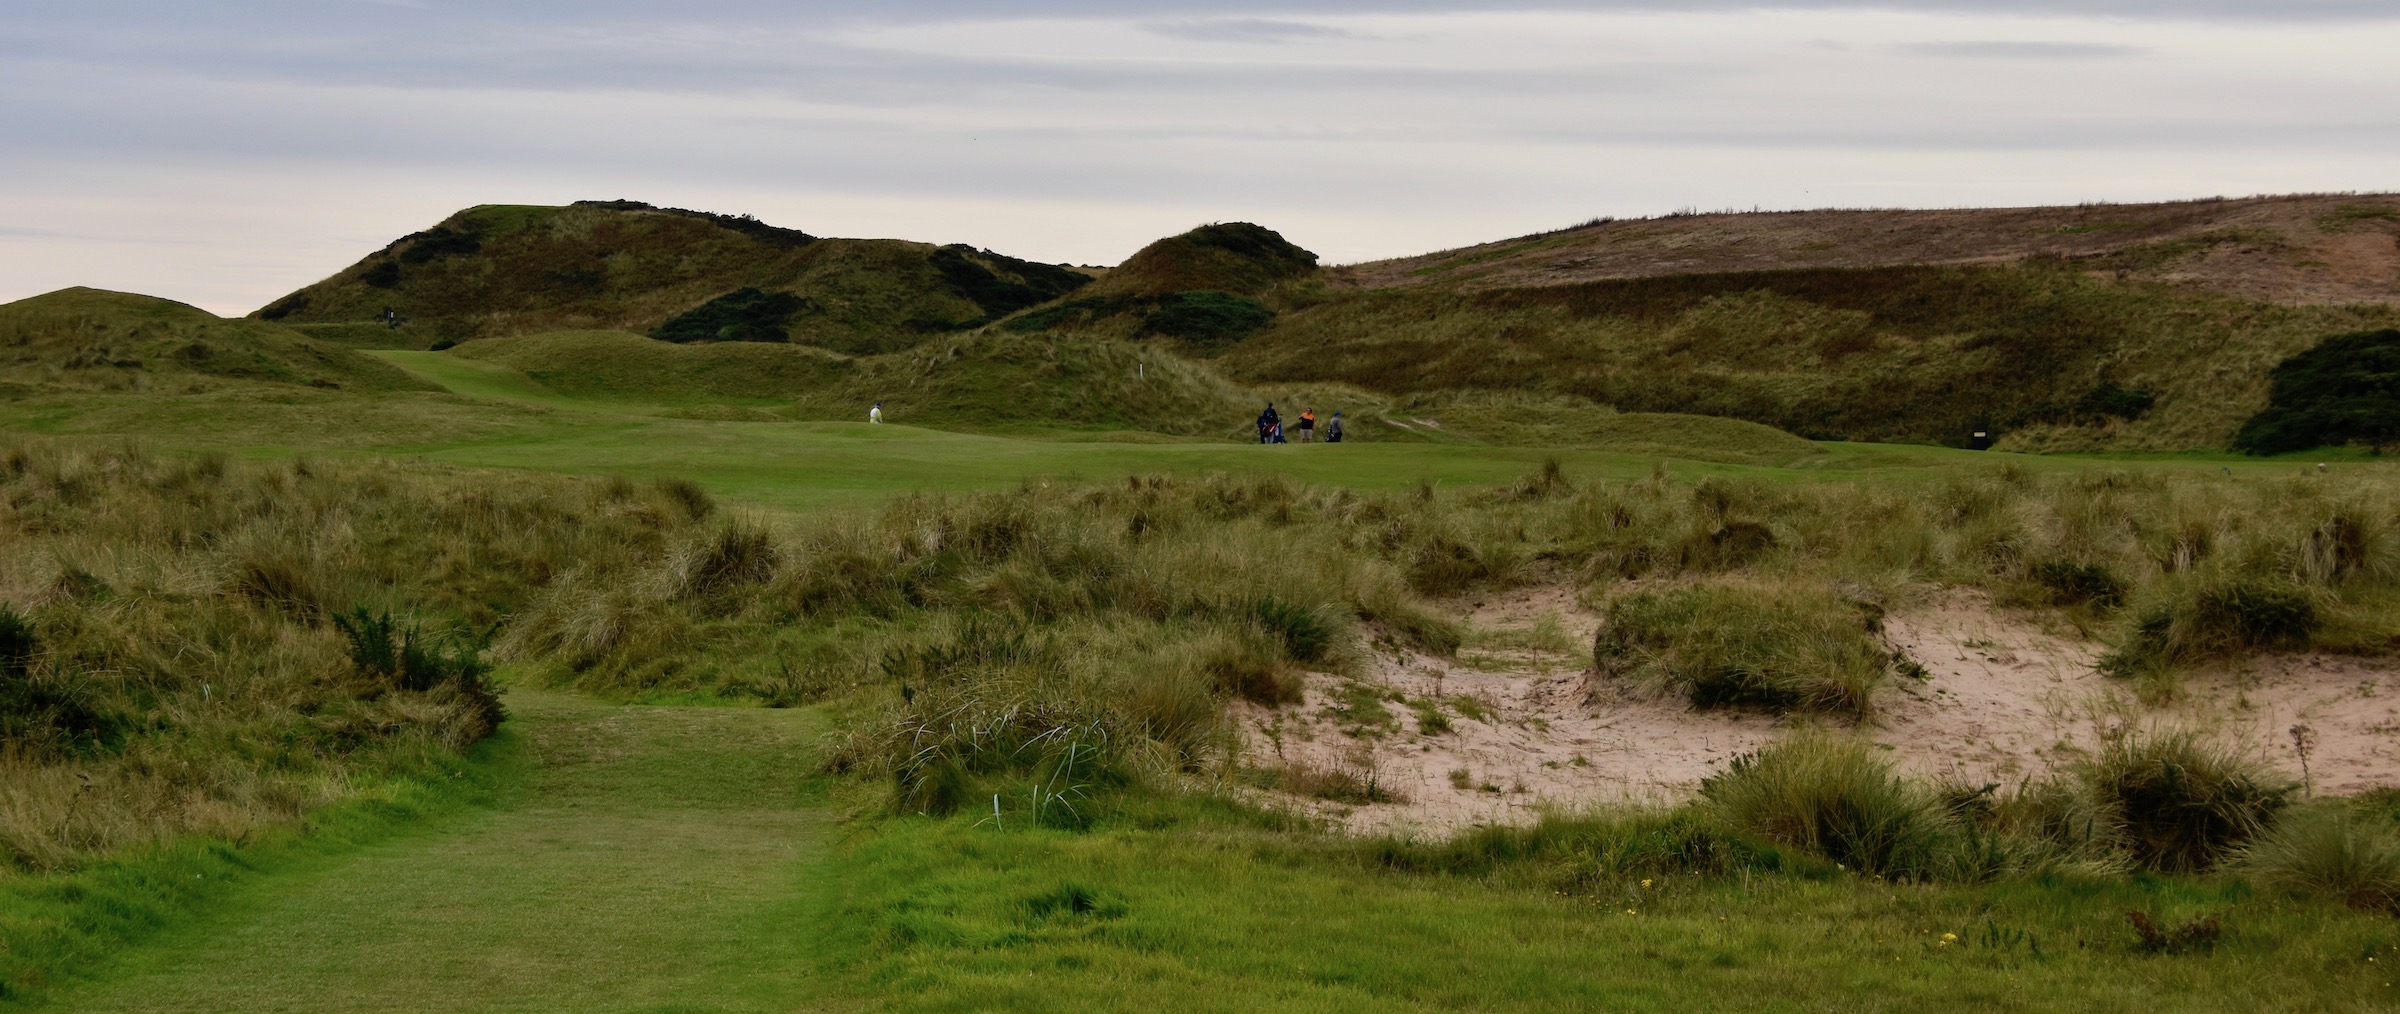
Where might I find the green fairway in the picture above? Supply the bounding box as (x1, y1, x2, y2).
(25, 693, 830, 1013)
(347, 350, 2325, 513)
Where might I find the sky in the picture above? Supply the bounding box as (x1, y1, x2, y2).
(3, 1, 2396, 315)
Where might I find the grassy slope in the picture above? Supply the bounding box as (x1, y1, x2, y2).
(0, 288, 434, 394)
(1219, 262, 2400, 452)
(257, 203, 1083, 354)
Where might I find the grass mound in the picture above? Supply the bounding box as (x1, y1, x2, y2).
(450, 329, 847, 403)
(2234, 328, 2400, 455)
(250, 202, 1087, 354)
(0, 288, 434, 394)
(1596, 578, 1892, 718)
(1095, 223, 1318, 298)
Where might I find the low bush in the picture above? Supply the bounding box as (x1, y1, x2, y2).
(649, 287, 807, 343)
(2082, 730, 2290, 872)
(2234, 328, 2400, 454)
(1141, 291, 1276, 354)
(1596, 578, 1892, 718)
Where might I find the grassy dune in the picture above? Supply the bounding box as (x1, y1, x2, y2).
(0, 288, 432, 395)
(256, 202, 1090, 353)
(1220, 262, 2400, 451)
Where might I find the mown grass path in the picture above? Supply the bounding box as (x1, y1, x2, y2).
(31, 692, 833, 1013)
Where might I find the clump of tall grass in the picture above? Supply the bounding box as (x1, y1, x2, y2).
(1596, 578, 1893, 718)
(2240, 808, 2400, 912)
(2080, 729, 2291, 872)
(1700, 731, 1952, 878)
(2101, 576, 2322, 680)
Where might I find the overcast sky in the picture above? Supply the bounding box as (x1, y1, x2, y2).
(4, 2, 2395, 315)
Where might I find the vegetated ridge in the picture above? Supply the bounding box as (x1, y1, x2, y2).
(1175, 194, 2400, 452)
(0, 287, 434, 396)
(253, 201, 1093, 355)
(241, 193, 2400, 452)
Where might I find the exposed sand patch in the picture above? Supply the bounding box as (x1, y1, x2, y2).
(1240, 585, 2400, 834)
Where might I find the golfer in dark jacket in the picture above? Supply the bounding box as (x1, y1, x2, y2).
(1256, 403, 1280, 444)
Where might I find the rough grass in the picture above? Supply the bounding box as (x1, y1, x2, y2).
(2242, 806, 2400, 912)
(0, 439, 707, 873)
(0, 287, 434, 395)
(802, 797, 2400, 1012)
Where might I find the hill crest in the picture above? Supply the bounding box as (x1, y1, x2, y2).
(1341, 193, 2400, 306)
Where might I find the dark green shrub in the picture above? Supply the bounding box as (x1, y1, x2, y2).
(256, 293, 309, 320)
(397, 225, 481, 264)
(2084, 730, 2289, 872)
(929, 245, 1090, 320)
(649, 287, 807, 343)
(2234, 329, 2400, 454)
(359, 260, 401, 288)
(2073, 382, 2156, 422)
(1140, 291, 1275, 354)
(2032, 560, 2126, 608)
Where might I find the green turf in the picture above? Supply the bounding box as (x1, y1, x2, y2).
(25, 692, 2399, 1013)
(22, 692, 830, 1013)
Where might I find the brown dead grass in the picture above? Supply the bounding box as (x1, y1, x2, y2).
(1340, 193, 2400, 307)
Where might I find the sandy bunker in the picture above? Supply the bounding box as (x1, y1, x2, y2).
(1240, 586, 2400, 834)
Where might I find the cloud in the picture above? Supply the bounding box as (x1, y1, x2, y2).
(1895, 40, 2148, 59)
(1143, 19, 1354, 43)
